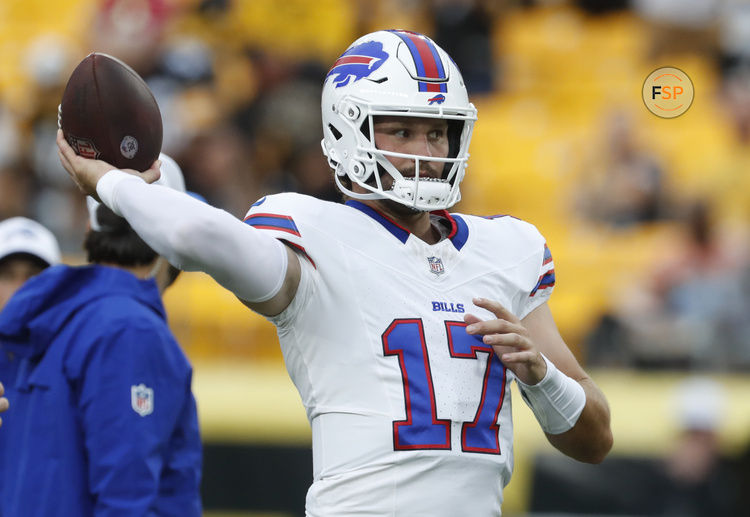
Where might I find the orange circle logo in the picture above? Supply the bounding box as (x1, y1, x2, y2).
(642, 67, 694, 118)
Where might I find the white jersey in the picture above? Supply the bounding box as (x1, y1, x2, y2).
(244, 193, 555, 517)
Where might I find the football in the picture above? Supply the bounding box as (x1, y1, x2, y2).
(59, 52, 162, 172)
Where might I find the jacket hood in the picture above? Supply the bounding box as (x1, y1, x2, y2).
(0, 264, 165, 359)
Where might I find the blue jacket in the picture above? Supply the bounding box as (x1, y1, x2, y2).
(0, 265, 201, 517)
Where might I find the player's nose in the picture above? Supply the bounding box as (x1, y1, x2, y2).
(412, 133, 435, 157)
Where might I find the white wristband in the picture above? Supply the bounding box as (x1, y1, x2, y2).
(516, 354, 586, 435)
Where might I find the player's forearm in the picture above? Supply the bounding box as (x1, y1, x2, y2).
(545, 377, 613, 464)
(96, 170, 288, 302)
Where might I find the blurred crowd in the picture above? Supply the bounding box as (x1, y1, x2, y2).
(1, 0, 750, 374)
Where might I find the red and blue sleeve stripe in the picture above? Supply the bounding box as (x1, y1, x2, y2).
(243, 213, 300, 237)
(243, 211, 317, 267)
(543, 243, 553, 266)
(530, 270, 555, 297)
(389, 30, 448, 93)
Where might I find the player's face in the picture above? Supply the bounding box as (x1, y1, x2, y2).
(373, 116, 450, 187)
(0, 257, 46, 310)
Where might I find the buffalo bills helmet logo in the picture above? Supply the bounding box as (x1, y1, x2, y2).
(326, 41, 389, 88)
(428, 94, 446, 105)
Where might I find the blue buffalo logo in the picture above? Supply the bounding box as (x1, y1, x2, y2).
(428, 94, 446, 105)
(327, 41, 389, 88)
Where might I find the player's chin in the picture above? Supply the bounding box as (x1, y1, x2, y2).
(382, 196, 426, 215)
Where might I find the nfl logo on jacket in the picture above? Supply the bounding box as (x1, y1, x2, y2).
(131, 383, 154, 417)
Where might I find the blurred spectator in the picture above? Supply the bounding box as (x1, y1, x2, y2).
(586, 200, 750, 370)
(632, 0, 720, 59)
(709, 68, 750, 224)
(289, 142, 340, 203)
(719, 67, 750, 145)
(574, 110, 672, 228)
(0, 167, 32, 223)
(718, 0, 750, 78)
(355, 0, 429, 37)
(176, 123, 258, 217)
(432, 0, 500, 94)
(88, 0, 172, 74)
(8, 32, 85, 252)
(655, 377, 737, 515)
(144, 35, 218, 156)
(0, 105, 22, 169)
(0, 217, 62, 311)
(530, 376, 740, 515)
(229, 57, 330, 204)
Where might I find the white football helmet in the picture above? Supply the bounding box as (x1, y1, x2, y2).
(321, 30, 477, 211)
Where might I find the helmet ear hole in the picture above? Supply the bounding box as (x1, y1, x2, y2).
(443, 119, 464, 180)
(328, 124, 343, 141)
(447, 120, 463, 159)
(359, 119, 370, 140)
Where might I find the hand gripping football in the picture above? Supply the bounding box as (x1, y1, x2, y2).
(59, 52, 162, 172)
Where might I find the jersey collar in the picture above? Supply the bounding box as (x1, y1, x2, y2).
(345, 200, 468, 251)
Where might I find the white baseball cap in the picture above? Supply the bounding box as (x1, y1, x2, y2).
(673, 376, 726, 431)
(87, 153, 186, 230)
(0, 217, 62, 266)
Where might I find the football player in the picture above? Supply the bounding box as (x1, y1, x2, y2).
(58, 30, 612, 516)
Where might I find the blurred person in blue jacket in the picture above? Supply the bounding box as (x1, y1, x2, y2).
(0, 155, 202, 517)
(0, 216, 62, 311)
(0, 216, 61, 429)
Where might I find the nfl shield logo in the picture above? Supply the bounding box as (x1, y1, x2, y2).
(427, 256, 445, 275)
(67, 135, 100, 160)
(131, 384, 154, 417)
